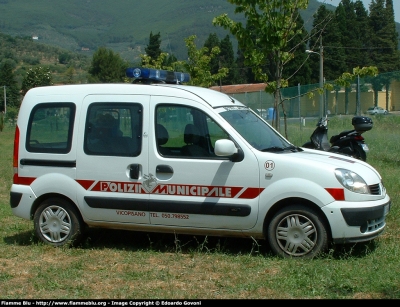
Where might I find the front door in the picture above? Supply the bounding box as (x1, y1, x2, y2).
(147, 96, 261, 230)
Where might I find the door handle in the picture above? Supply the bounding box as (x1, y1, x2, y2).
(156, 165, 173, 174)
(129, 164, 140, 179)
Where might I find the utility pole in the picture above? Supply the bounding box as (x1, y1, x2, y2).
(356, 75, 361, 116)
(3, 85, 6, 115)
(319, 36, 324, 118)
(306, 36, 324, 118)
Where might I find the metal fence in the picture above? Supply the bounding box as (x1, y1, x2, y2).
(230, 71, 400, 119)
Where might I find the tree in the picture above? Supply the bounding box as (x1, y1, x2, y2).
(182, 35, 228, 88)
(334, 66, 379, 115)
(205, 33, 237, 85)
(353, 0, 371, 67)
(64, 67, 75, 84)
(144, 32, 162, 66)
(235, 46, 255, 84)
(335, 0, 372, 114)
(21, 66, 53, 96)
(368, 0, 400, 111)
(140, 32, 182, 72)
(88, 47, 128, 83)
(334, 1, 364, 114)
(140, 52, 169, 69)
(281, 9, 311, 87)
(0, 111, 3, 132)
(0, 60, 20, 109)
(337, 0, 364, 71)
(5, 105, 18, 126)
(219, 35, 237, 85)
(309, 5, 346, 83)
(213, 0, 309, 133)
(163, 54, 178, 69)
(369, 0, 399, 72)
(203, 33, 220, 75)
(139, 51, 185, 73)
(307, 1, 378, 116)
(58, 52, 72, 65)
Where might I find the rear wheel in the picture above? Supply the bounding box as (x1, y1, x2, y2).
(33, 198, 84, 246)
(267, 205, 328, 258)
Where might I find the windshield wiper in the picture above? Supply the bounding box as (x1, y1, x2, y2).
(261, 146, 285, 152)
(261, 145, 303, 153)
(285, 145, 303, 152)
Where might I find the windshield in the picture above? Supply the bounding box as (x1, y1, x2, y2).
(218, 106, 295, 152)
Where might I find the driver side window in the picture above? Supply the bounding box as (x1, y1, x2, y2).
(155, 104, 229, 158)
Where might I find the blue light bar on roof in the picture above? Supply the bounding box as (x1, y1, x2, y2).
(126, 67, 190, 84)
(174, 71, 190, 83)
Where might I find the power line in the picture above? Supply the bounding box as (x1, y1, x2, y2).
(324, 45, 397, 50)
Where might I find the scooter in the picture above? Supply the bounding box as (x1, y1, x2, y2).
(302, 115, 373, 161)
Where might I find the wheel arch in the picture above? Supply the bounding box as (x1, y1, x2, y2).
(30, 193, 84, 224)
(263, 197, 332, 240)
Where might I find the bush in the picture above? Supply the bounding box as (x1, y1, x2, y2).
(5, 106, 19, 126)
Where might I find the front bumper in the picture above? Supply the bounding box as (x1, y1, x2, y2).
(322, 195, 391, 244)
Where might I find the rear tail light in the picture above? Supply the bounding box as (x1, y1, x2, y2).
(13, 125, 20, 184)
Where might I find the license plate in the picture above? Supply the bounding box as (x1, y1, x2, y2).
(384, 203, 390, 216)
(361, 144, 369, 152)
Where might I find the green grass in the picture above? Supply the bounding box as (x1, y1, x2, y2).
(0, 116, 399, 299)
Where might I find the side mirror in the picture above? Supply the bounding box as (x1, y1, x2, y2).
(215, 139, 237, 156)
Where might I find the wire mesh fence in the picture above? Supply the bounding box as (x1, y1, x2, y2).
(229, 71, 400, 119)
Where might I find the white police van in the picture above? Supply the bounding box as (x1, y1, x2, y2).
(10, 67, 391, 258)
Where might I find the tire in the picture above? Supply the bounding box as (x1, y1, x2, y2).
(33, 198, 84, 246)
(267, 205, 328, 259)
(351, 144, 367, 161)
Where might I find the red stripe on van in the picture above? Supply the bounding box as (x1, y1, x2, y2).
(76, 180, 96, 190)
(16, 177, 36, 185)
(238, 187, 264, 199)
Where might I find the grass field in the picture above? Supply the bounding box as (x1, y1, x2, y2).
(0, 115, 399, 299)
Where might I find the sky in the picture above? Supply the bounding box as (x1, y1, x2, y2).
(320, 0, 400, 22)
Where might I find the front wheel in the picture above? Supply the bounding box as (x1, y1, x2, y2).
(267, 205, 328, 258)
(33, 198, 85, 246)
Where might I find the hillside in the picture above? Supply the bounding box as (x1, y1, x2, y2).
(0, 0, 336, 62)
(0, 32, 90, 85)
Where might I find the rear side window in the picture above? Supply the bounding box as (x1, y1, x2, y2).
(84, 103, 142, 156)
(26, 103, 75, 154)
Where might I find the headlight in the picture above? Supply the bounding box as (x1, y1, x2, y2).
(335, 168, 369, 194)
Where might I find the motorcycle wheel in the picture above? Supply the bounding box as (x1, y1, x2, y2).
(351, 144, 367, 161)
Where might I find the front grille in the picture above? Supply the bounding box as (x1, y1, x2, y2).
(369, 183, 381, 195)
(366, 216, 386, 233)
